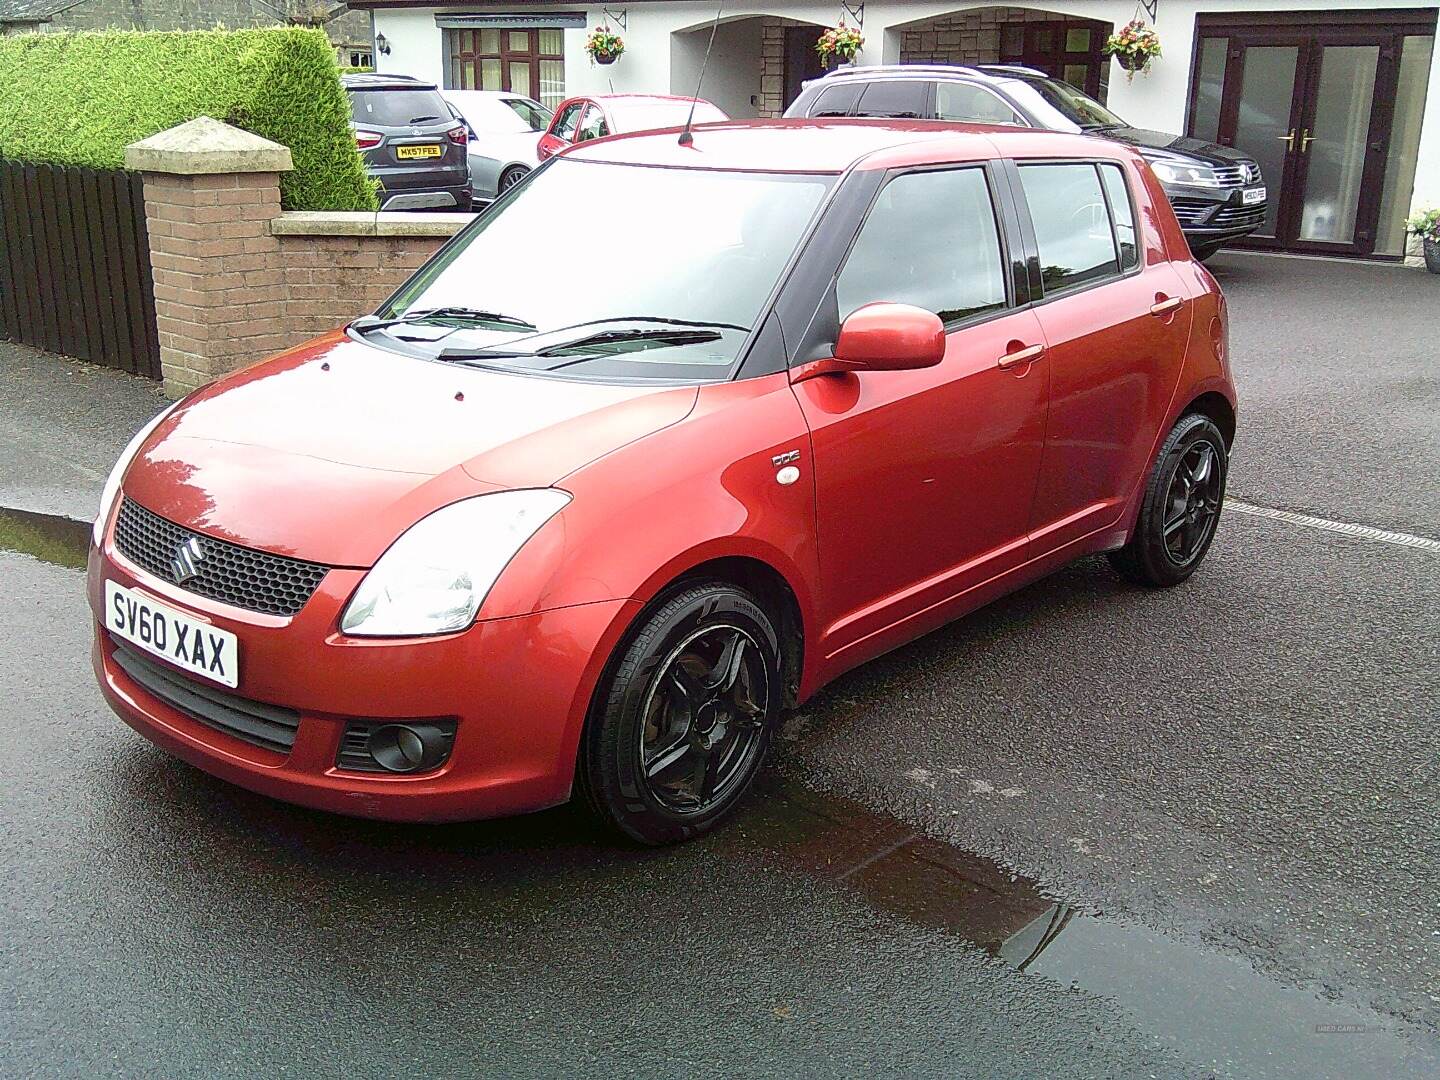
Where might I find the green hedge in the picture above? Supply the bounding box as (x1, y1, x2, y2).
(0, 27, 377, 211)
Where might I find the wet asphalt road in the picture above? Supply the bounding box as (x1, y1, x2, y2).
(2, 251, 1438, 1077)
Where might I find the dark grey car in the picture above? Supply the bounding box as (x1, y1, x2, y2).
(344, 73, 472, 212)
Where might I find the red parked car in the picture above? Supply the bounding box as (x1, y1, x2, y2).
(535, 93, 728, 161)
(89, 120, 1235, 845)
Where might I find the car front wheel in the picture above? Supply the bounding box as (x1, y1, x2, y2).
(578, 582, 781, 845)
(1109, 413, 1229, 587)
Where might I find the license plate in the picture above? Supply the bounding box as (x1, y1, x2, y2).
(397, 144, 442, 160)
(105, 580, 239, 688)
(1242, 186, 1267, 206)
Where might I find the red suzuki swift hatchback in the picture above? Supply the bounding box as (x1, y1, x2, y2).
(90, 120, 1235, 844)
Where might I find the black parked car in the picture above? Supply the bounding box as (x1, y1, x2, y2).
(785, 65, 1267, 260)
(344, 73, 472, 212)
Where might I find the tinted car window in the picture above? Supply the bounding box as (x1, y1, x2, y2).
(999, 77, 1125, 132)
(837, 167, 1007, 324)
(1018, 163, 1120, 293)
(935, 82, 1022, 125)
(854, 80, 929, 119)
(1098, 163, 1139, 270)
(553, 101, 584, 140)
(577, 105, 610, 141)
(809, 83, 864, 117)
(350, 89, 450, 127)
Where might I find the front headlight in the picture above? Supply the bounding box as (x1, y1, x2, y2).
(94, 401, 182, 546)
(1146, 158, 1219, 187)
(340, 489, 570, 637)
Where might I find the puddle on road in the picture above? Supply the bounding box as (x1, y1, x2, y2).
(733, 779, 1440, 1079)
(0, 507, 90, 569)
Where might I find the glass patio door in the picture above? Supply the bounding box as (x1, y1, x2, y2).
(1190, 17, 1434, 257)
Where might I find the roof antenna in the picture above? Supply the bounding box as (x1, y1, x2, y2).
(678, 0, 723, 147)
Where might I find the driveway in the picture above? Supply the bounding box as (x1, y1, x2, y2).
(2, 251, 1437, 1078)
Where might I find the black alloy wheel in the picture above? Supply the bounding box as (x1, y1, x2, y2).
(579, 582, 782, 845)
(1109, 413, 1229, 587)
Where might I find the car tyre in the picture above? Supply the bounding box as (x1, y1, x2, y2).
(578, 582, 782, 845)
(1109, 413, 1228, 588)
(499, 165, 529, 193)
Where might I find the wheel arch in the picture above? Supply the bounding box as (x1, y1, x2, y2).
(1181, 390, 1236, 448)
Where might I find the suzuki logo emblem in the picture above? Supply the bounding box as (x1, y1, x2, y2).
(170, 536, 205, 584)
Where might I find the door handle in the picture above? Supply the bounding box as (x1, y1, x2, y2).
(1277, 129, 1296, 151)
(1150, 296, 1184, 317)
(997, 343, 1045, 370)
(1299, 127, 1315, 152)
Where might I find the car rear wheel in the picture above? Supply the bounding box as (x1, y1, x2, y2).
(1109, 413, 1228, 587)
(499, 165, 529, 193)
(579, 582, 781, 845)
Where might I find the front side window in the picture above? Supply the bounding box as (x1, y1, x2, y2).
(837, 168, 1008, 324)
(935, 83, 1023, 125)
(810, 83, 863, 117)
(854, 80, 930, 119)
(373, 161, 834, 381)
(1000, 76, 1125, 132)
(1018, 162, 1120, 293)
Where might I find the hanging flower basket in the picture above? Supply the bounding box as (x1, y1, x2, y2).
(816, 23, 863, 68)
(1104, 19, 1161, 80)
(585, 25, 624, 66)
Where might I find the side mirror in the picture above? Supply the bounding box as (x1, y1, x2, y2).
(792, 302, 945, 384)
(836, 302, 945, 371)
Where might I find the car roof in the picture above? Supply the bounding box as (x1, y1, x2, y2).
(565, 93, 712, 106)
(343, 73, 439, 91)
(443, 89, 536, 102)
(562, 118, 1137, 173)
(809, 63, 1050, 85)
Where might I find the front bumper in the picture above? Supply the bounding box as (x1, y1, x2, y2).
(1164, 183, 1268, 245)
(88, 537, 637, 823)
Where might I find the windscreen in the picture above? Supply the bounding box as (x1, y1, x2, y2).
(370, 158, 834, 381)
(999, 77, 1126, 132)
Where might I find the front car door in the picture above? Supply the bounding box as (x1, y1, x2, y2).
(1008, 157, 1192, 553)
(791, 162, 1050, 673)
(537, 99, 585, 160)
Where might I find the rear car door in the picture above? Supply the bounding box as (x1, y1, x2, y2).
(1008, 158, 1192, 552)
(792, 164, 1049, 664)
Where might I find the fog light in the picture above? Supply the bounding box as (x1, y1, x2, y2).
(337, 719, 457, 774)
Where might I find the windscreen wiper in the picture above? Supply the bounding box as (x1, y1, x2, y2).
(353, 307, 537, 334)
(436, 327, 723, 364)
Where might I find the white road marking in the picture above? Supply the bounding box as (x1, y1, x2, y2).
(1227, 500, 1440, 554)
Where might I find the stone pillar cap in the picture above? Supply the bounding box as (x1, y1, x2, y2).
(124, 116, 293, 175)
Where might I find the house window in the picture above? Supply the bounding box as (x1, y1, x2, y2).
(447, 28, 565, 109)
(1000, 19, 1108, 100)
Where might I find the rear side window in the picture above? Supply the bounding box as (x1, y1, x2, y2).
(809, 83, 864, 117)
(504, 98, 551, 131)
(1018, 163, 1120, 294)
(552, 101, 584, 140)
(837, 167, 1008, 324)
(854, 80, 930, 119)
(1098, 163, 1139, 270)
(577, 105, 610, 141)
(935, 83, 1022, 125)
(350, 89, 450, 127)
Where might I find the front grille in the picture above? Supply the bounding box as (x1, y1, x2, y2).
(114, 498, 329, 617)
(1169, 197, 1215, 226)
(1212, 161, 1262, 187)
(111, 643, 300, 755)
(1212, 204, 1267, 228)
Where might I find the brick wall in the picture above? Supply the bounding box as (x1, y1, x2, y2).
(899, 6, 1051, 65)
(142, 170, 460, 396)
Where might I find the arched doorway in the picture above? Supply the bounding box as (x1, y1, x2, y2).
(671, 15, 826, 118)
(894, 6, 1114, 101)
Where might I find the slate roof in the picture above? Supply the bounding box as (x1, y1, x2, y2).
(0, 0, 85, 23)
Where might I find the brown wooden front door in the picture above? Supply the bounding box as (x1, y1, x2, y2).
(782, 25, 825, 113)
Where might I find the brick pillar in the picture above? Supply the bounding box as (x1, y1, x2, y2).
(125, 116, 293, 397)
